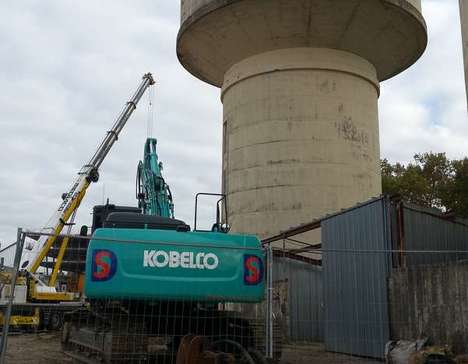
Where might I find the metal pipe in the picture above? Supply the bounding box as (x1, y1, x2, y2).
(193, 193, 227, 231)
(0, 242, 17, 255)
(0, 228, 25, 364)
(24, 230, 263, 252)
(265, 245, 273, 359)
(460, 0, 468, 110)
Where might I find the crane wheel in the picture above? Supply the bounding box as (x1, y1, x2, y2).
(48, 311, 63, 331)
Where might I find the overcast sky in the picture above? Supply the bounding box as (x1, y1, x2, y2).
(0, 0, 466, 248)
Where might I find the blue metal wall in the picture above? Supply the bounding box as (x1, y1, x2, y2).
(322, 197, 392, 359)
(403, 204, 468, 265)
(274, 257, 323, 342)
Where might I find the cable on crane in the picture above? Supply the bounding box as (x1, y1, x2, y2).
(147, 82, 155, 137)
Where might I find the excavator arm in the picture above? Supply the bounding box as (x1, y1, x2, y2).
(136, 138, 174, 218)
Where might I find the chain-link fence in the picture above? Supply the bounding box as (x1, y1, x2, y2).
(1, 196, 468, 363)
(259, 196, 468, 364)
(0, 229, 274, 364)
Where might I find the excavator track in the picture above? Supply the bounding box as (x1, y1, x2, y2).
(62, 307, 149, 363)
(62, 304, 281, 364)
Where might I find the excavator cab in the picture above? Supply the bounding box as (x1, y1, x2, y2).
(194, 193, 230, 233)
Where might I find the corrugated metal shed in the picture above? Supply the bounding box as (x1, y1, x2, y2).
(402, 203, 468, 266)
(322, 197, 392, 359)
(263, 195, 468, 356)
(273, 257, 323, 342)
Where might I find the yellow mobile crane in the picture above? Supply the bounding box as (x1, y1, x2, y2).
(0, 73, 154, 329)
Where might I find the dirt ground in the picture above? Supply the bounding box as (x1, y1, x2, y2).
(4, 334, 381, 364)
(4, 332, 72, 364)
(281, 343, 381, 364)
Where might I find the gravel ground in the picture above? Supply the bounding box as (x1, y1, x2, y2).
(3, 334, 381, 364)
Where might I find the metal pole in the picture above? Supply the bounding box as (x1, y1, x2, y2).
(460, 0, 468, 111)
(0, 242, 17, 256)
(265, 245, 274, 359)
(0, 228, 25, 364)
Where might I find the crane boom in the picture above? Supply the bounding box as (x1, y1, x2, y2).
(28, 73, 155, 275)
(88, 73, 155, 171)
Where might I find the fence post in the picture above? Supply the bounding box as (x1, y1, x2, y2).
(265, 245, 273, 359)
(0, 228, 25, 364)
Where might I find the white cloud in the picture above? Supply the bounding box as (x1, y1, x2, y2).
(0, 0, 466, 247)
(379, 0, 467, 164)
(0, 1, 222, 244)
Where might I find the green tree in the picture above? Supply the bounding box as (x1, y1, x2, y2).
(445, 158, 468, 217)
(381, 153, 468, 218)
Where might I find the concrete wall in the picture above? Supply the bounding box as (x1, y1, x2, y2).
(389, 262, 468, 355)
(181, 0, 422, 26)
(178, 0, 427, 85)
(411, 0, 421, 11)
(180, 0, 212, 21)
(222, 48, 381, 237)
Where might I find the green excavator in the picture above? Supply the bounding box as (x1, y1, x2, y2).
(59, 77, 276, 363)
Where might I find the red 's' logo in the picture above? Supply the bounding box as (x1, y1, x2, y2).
(92, 250, 117, 282)
(244, 255, 264, 285)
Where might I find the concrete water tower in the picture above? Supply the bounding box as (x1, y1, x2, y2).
(177, 0, 427, 237)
